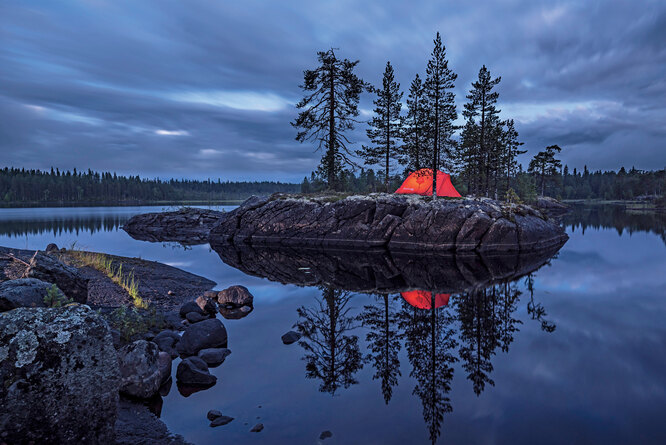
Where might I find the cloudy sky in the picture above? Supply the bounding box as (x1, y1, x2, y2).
(1, 0, 664, 182)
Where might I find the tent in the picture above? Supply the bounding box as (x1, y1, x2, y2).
(401, 290, 451, 310)
(394, 168, 461, 197)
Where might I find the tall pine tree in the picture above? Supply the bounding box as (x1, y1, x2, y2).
(292, 49, 366, 190)
(462, 65, 501, 196)
(424, 32, 457, 196)
(357, 61, 403, 192)
(401, 74, 431, 173)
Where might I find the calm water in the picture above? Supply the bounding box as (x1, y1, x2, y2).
(1, 205, 665, 445)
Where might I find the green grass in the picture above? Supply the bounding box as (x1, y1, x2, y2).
(68, 250, 147, 309)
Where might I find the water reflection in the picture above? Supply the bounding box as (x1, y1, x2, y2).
(221, 238, 564, 443)
(0, 214, 126, 237)
(563, 204, 666, 243)
(294, 287, 364, 394)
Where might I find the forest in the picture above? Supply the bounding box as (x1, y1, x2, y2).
(0, 167, 299, 206)
(292, 35, 665, 205)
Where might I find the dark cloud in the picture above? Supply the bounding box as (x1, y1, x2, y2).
(0, 0, 664, 181)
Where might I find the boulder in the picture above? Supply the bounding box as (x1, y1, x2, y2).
(0, 306, 119, 444)
(22, 251, 88, 303)
(115, 398, 190, 445)
(176, 318, 228, 356)
(179, 300, 205, 318)
(0, 278, 63, 311)
(198, 347, 231, 366)
(281, 331, 301, 345)
(250, 423, 264, 432)
(157, 351, 172, 384)
(217, 285, 254, 307)
(153, 330, 181, 358)
(176, 357, 217, 387)
(185, 311, 208, 323)
(196, 292, 218, 315)
(118, 340, 163, 399)
(45, 243, 59, 253)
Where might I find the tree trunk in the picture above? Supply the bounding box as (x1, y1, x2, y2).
(432, 92, 439, 197)
(328, 66, 336, 190)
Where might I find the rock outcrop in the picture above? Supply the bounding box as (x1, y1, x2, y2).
(123, 207, 225, 244)
(0, 278, 63, 311)
(23, 251, 89, 303)
(209, 194, 568, 253)
(536, 196, 569, 214)
(0, 305, 120, 444)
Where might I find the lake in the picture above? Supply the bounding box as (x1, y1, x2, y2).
(1, 204, 665, 444)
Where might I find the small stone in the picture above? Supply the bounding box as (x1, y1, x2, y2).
(198, 348, 231, 366)
(45, 243, 59, 253)
(167, 290, 174, 296)
(250, 423, 264, 432)
(207, 410, 222, 421)
(210, 416, 234, 427)
(186, 312, 207, 323)
(320, 431, 333, 440)
(281, 331, 301, 345)
(196, 293, 218, 315)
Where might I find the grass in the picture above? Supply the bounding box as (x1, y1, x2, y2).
(67, 249, 147, 309)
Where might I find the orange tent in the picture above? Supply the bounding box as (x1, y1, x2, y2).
(395, 168, 461, 197)
(401, 290, 451, 310)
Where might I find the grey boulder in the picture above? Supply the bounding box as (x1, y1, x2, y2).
(0, 305, 119, 444)
(198, 347, 231, 366)
(0, 278, 62, 312)
(217, 285, 254, 307)
(118, 340, 163, 399)
(176, 318, 228, 356)
(176, 356, 217, 387)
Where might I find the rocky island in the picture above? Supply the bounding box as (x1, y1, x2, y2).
(125, 193, 568, 253)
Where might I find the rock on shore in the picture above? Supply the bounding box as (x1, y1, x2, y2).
(123, 207, 225, 244)
(0, 305, 120, 444)
(209, 194, 568, 252)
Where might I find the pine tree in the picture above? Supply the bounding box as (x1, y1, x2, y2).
(462, 65, 501, 196)
(357, 61, 403, 193)
(501, 119, 525, 193)
(528, 144, 562, 196)
(401, 74, 431, 173)
(424, 32, 457, 196)
(292, 49, 367, 190)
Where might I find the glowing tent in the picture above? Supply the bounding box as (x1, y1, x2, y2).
(395, 168, 461, 197)
(401, 290, 451, 310)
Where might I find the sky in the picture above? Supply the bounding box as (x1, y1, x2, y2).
(1, 0, 664, 182)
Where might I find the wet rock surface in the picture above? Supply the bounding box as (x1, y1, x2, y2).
(216, 285, 254, 307)
(123, 207, 225, 244)
(198, 347, 231, 366)
(0, 305, 120, 444)
(209, 194, 568, 252)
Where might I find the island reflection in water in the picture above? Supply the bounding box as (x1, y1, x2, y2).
(212, 242, 562, 443)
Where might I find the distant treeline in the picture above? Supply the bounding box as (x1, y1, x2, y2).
(300, 166, 666, 204)
(0, 167, 299, 205)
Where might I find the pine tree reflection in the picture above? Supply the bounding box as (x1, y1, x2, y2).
(294, 286, 365, 394)
(525, 274, 556, 333)
(399, 293, 457, 444)
(358, 293, 402, 404)
(456, 284, 521, 396)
